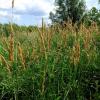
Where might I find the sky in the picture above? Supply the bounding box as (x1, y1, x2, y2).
(0, 0, 99, 26)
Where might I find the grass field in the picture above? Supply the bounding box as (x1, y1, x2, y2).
(0, 21, 100, 100)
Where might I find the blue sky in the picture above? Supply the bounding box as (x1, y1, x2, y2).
(0, 0, 99, 26)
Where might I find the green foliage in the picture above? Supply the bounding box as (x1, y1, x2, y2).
(84, 7, 100, 27)
(49, 0, 86, 25)
(0, 24, 100, 100)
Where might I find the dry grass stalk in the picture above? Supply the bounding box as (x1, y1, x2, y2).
(12, 0, 14, 8)
(66, 21, 75, 33)
(31, 48, 39, 63)
(71, 41, 80, 65)
(62, 29, 68, 48)
(0, 54, 11, 74)
(84, 37, 89, 50)
(38, 28, 46, 52)
(37, 27, 47, 60)
(42, 18, 47, 43)
(31, 48, 36, 60)
(83, 29, 92, 50)
(41, 18, 48, 95)
(9, 33, 14, 61)
(89, 22, 99, 33)
(9, 0, 15, 62)
(47, 28, 53, 51)
(18, 43, 25, 70)
(2, 37, 9, 51)
(79, 24, 93, 50)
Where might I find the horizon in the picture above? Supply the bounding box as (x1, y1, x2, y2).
(0, 0, 99, 26)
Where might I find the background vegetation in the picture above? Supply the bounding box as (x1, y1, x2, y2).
(0, 0, 100, 100)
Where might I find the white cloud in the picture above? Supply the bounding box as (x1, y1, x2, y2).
(0, 0, 54, 15)
(0, 11, 8, 17)
(0, 10, 20, 22)
(0, 0, 11, 9)
(86, 0, 98, 10)
(0, 0, 99, 25)
(0, 0, 54, 24)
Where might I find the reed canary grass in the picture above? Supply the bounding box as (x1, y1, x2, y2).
(0, 54, 11, 74)
(9, 33, 14, 61)
(71, 41, 80, 65)
(2, 37, 9, 51)
(31, 48, 39, 61)
(47, 29, 52, 50)
(9, 0, 14, 62)
(37, 27, 47, 60)
(83, 30, 92, 50)
(18, 43, 25, 70)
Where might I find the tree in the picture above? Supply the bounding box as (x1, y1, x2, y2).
(84, 7, 100, 27)
(49, 0, 86, 25)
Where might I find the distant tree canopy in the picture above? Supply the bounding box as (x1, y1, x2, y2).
(84, 7, 100, 27)
(49, 0, 86, 25)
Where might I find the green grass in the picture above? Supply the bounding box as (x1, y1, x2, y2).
(0, 24, 100, 100)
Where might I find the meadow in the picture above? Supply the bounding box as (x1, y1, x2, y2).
(0, 21, 100, 100)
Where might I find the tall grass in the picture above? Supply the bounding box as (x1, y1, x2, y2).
(0, 20, 100, 100)
(0, 0, 99, 99)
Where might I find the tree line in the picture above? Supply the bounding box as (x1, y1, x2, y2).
(49, 0, 100, 27)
